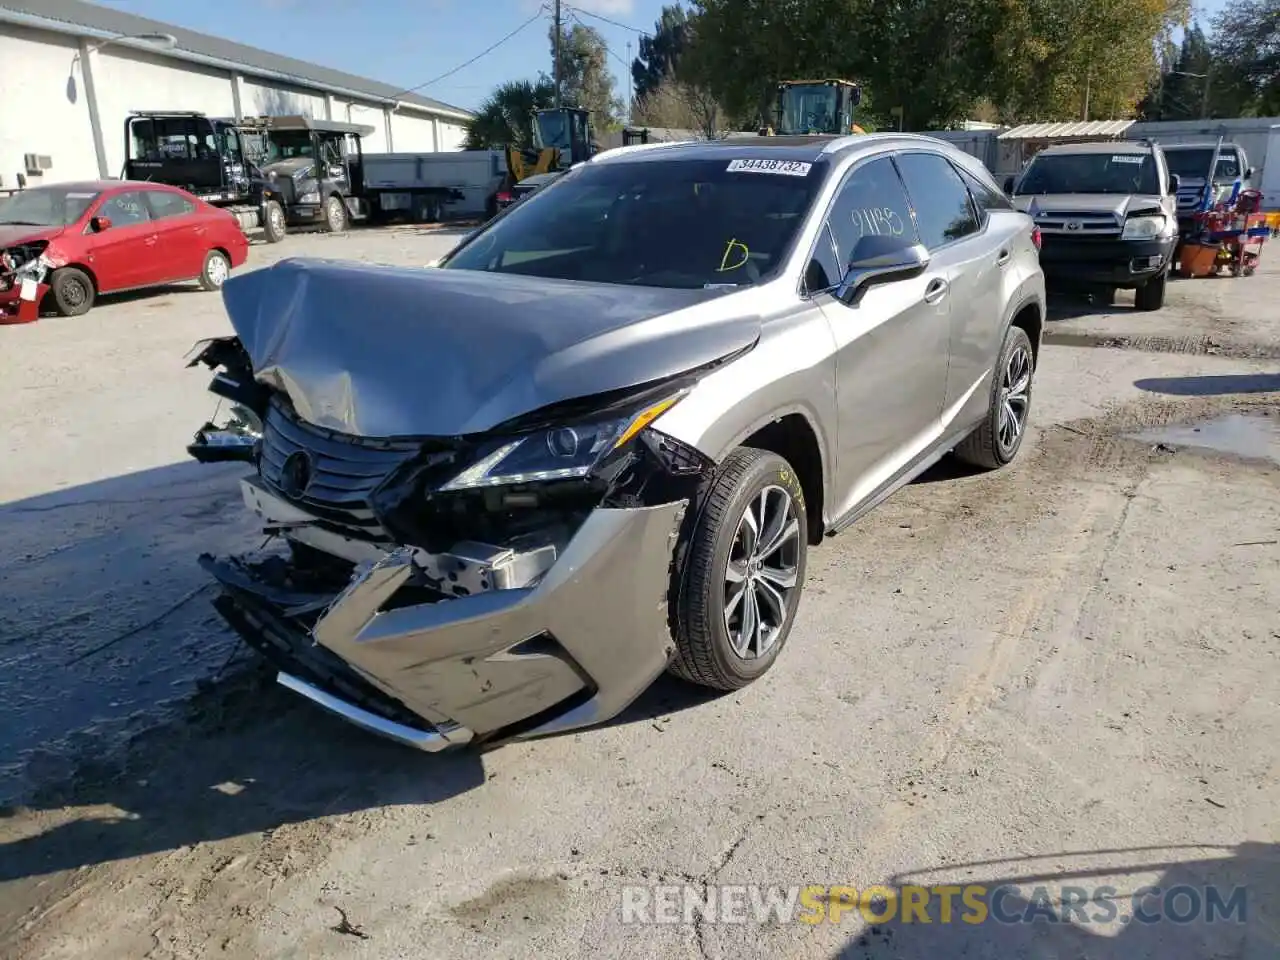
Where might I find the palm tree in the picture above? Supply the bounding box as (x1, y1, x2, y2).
(464, 78, 557, 150)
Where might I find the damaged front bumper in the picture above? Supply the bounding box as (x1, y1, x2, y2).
(0, 248, 53, 324)
(205, 477, 688, 748)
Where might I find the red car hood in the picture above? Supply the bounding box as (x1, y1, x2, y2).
(0, 224, 65, 247)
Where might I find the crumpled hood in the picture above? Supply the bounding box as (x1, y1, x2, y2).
(220, 258, 760, 438)
(0, 224, 64, 248)
(1012, 194, 1161, 218)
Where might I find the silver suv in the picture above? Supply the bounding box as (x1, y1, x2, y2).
(188, 133, 1046, 750)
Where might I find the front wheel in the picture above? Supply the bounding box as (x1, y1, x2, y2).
(262, 200, 286, 243)
(50, 267, 95, 317)
(669, 447, 808, 691)
(1134, 270, 1167, 311)
(324, 195, 348, 233)
(954, 324, 1035, 470)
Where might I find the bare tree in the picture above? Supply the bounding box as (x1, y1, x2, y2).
(631, 77, 725, 138)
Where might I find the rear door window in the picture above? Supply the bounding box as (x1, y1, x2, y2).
(145, 190, 196, 220)
(895, 152, 981, 250)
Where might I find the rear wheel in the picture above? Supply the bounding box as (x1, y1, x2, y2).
(50, 267, 95, 317)
(669, 447, 808, 690)
(199, 250, 231, 291)
(1134, 270, 1167, 311)
(954, 324, 1034, 470)
(262, 200, 286, 243)
(324, 195, 348, 233)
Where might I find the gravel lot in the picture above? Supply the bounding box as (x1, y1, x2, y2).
(2, 227, 1279, 960)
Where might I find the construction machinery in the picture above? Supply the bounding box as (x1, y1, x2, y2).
(760, 80, 867, 137)
(494, 106, 598, 214)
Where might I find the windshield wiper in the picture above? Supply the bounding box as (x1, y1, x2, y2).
(0, 220, 47, 226)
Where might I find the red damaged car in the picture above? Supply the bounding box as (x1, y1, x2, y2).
(0, 180, 250, 323)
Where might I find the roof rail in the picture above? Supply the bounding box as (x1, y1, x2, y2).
(590, 139, 699, 163)
(818, 131, 952, 154)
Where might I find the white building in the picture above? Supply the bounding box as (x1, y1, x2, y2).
(0, 0, 474, 189)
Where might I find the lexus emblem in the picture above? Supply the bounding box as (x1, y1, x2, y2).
(279, 451, 313, 499)
(1066, 220, 1082, 231)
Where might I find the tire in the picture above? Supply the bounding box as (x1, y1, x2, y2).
(1094, 285, 1117, 306)
(1134, 270, 1167, 311)
(954, 324, 1035, 470)
(262, 200, 286, 243)
(324, 195, 348, 233)
(669, 447, 809, 691)
(50, 267, 95, 317)
(199, 250, 231, 292)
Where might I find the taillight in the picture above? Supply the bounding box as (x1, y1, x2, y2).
(496, 191, 513, 203)
(1031, 226, 1042, 251)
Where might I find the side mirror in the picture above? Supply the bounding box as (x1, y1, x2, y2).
(1003, 175, 1016, 195)
(90, 216, 112, 232)
(1245, 166, 1256, 180)
(836, 235, 930, 306)
(1168, 173, 1181, 194)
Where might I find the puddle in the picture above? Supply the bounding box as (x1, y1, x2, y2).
(1127, 414, 1280, 465)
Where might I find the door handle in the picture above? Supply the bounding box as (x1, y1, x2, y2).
(144, 234, 158, 246)
(996, 249, 1011, 266)
(923, 278, 949, 305)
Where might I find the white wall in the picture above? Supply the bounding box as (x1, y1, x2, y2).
(339, 99, 390, 153)
(0, 24, 100, 186)
(93, 48, 237, 176)
(438, 120, 467, 151)
(389, 109, 440, 151)
(2, 23, 472, 185)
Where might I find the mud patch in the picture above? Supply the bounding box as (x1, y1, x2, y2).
(1126, 413, 1280, 466)
(1044, 330, 1280, 360)
(448, 873, 569, 929)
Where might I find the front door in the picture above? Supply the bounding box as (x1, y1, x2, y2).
(815, 154, 952, 519)
(83, 190, 158, 292)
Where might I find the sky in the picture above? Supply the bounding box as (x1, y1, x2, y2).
(89, 0, 672, 113)
(88, 0, 1231, 117)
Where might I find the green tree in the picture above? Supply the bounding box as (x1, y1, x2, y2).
(463, 78, 556, 150)
(632, 4, 693, 102)
(1211, 0, 1280, 116)
(549, 22, 624, 132)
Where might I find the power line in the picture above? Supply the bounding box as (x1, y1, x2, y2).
(387, 5, 548, 98)
(565, 3, 650, 36)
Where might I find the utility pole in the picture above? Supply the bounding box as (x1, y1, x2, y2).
(626, 39, 632, 124)
(553, 0, 562, 108)
(1200, 68, 1212, 119)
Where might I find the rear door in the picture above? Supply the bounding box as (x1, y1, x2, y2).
(892, 151, 998, 423)
(143, 189, 203, 280)
(83, 190, 158, 292)
(815, 154, 952, 513)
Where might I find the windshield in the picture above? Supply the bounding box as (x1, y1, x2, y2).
(1163, 148, 1240, 182)
(534, 111, 572, 151)
(1015, 152, 1161, 195)
(0, 187, 99, 226)
(779, 85, 839, 134)
(441, 157, 825, 289)
(263, 131, 314, 162)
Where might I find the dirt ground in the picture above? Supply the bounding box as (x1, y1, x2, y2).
(2, 227, 1278, 960)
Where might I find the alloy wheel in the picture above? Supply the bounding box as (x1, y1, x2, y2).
(997, 343, 1032, 453)
(724, 485, 801, 659)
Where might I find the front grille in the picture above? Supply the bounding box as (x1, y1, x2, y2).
(1034, 211, 1121, 237)
(259, 396, 421, 537)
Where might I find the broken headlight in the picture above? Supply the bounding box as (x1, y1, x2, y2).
(188, 403, 264, 463)
(440, 394, 683, 490)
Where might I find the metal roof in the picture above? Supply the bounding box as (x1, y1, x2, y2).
(999, 120, 1135, 140)
(0, 0, 473, 121)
